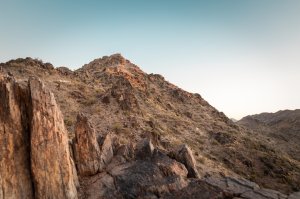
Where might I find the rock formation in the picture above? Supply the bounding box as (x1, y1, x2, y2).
(73, 113, 101, 176)
(29, 78, 77, 199)
(0, 75, 77, 199)
(0, 75, 33, 199)
(73, 114, 114, 176)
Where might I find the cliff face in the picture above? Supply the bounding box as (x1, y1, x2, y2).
(0, 75, 77, 199)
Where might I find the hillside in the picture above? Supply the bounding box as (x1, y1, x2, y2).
(1, 54, 300, 195)
(238, 110, 300, 163)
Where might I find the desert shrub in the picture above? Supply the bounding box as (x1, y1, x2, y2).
(82, 97, 97, 106)
(112, 123, 122, 133)
(64, 118, 74, 127)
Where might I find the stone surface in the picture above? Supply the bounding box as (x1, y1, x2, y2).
(29, 77, 77, 199)
(73, 113, 101, 176)
(98, 132, 114, 170)
(169, 144, 200, 178)
(0, 75, 33, 199)
(205, 176, 290, 199)
(136, 139, 155, 159)
(0, 75, 78, 199)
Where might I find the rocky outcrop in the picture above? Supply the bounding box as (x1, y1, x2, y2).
(73, 114, 114, 176)
(169, 145, 200, 178)
(29, 78, 77, 199)
(0, 75, 33, 199)
(73, 113, 101, 176)
(0, 75, 77, 199)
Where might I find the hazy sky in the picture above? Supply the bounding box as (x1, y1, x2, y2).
(1, 0, 300, 119)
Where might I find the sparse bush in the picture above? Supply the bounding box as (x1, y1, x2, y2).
(82, 97, 97, 106)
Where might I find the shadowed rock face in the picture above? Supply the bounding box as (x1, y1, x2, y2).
(0, 75, 77, 199)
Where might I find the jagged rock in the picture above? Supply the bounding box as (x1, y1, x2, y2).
(73, 113, 101, 176)
(136, 139, 155, 159)
(169, 144, 200, 178)
(29, 77, 77, 199)
(0, 75, 77, 199)
(73, 114, 115, 176)
(99, 133, 114, 170)
(0, 75, 33, 199)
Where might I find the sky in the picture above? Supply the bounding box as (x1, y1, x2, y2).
(1, 0, 300, 119)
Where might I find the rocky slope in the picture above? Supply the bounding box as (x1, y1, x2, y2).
(0, 54, 300, 197)
(238, 110, 300, 163)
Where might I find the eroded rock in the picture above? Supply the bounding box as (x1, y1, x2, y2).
(29, 77, 77, 199)
(0, 75, 33, 199)
(0, 75, 77, 199)
(169, 144, 200, 178)
(74, 113, 101, 176)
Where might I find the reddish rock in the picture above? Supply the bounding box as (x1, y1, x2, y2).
(73, 113, 101, 176)
(0, 75, 33, 199)
(29, 77, 77, 199)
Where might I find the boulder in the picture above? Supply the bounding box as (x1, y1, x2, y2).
(136, 139, 155, 159)
(73, 113, 101, 176)
(169, 144, 200, 178)
(99, 133, 114, 170)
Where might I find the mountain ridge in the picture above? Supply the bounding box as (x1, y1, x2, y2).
(1, 54, 300, 194)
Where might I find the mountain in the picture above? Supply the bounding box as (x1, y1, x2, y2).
(238, 110, 300, 162)
(0, 54, 300, 198)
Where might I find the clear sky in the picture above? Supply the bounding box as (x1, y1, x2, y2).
(1, 0, 300, 119)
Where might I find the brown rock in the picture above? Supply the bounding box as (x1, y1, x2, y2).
(136, 139, 155, 160)
(0, 75, 34, 199)
(0, 76, 78, 199)
(99, 133, 114, 170)
(73, 113, 101, 176)
(169, 144, 200, 178)
(29, 77, 77, 199)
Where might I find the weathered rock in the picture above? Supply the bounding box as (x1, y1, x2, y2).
(205, 176, 289, 199)
(136, 139, 155, 159)
(161, 179, 231, 199)
(73, 113, 101, 176)
(288, 192, 300, 199)
(0, 76, 78, 199)
(99, 133, 114, 170)
(29, 77, 77, 199)
(0, 75, 34, 199)
(169, 144, 200, 178)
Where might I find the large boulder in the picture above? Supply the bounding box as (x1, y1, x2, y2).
(73, 113, 101, 176)
(73, 114, 114, 176)
(169, 144, 200, 178)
